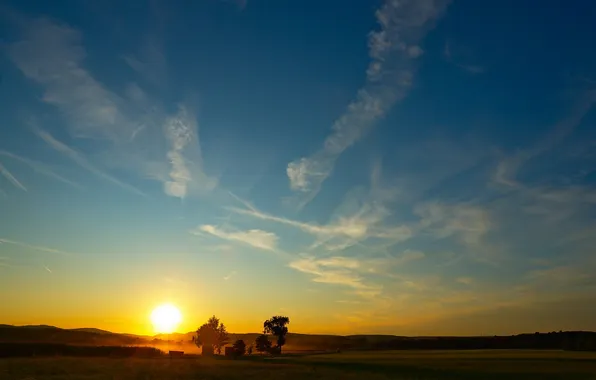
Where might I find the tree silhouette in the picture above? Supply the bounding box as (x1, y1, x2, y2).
(215, 323, 229, 354)
(254, 334, 272, 353)
(193, 315, 228, 355)
(263, 316, 290, 354)
(232, 339, 246, 356)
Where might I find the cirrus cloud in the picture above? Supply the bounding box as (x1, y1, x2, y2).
(194, 225, 279, 252)
(286, 0, 450, 207)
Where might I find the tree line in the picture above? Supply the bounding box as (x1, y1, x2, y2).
(0, 343, 163, 358)
(346, 331, 596, 351)
(192, 315, 290, 356)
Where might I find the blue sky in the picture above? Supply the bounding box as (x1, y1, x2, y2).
(1, 0, 596, 335)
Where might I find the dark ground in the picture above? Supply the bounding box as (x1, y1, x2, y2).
(2, 350, 596, 380)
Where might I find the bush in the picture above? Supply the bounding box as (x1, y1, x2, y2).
(254, 335, 271, 353)
(232, 340, 246, 356)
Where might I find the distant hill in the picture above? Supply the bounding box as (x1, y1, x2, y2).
(0, 325, 403, 349)
(0, 324, 58, 330)
(0, 325, 146, 346)
(1, 325, 595, 351)
(70, 328, 115, 335)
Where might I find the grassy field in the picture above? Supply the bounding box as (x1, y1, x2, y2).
(1, 350, 596, 379)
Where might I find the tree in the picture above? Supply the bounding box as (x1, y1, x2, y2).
(193, 315, 228, 355)
(254, 334, 272, 353)
(232, 339, 246, 356)
(215, 323, 229, 354)
(263, 315, 290, 354)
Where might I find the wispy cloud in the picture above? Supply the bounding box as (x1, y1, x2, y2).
(163, 106, 217, 198)
(456, 277, 474, 285)
(8, 18, 129, 142)
(455, 63, 485, 74)
(376, 250, 426, 270)
(35, 129, 148, 197)
(223, 270, 237, 280)
(415, 202, 496, 262)
(232, 204, 410, 248)
(416, 202, 490, 246)
(0, 162, 27, 192)
(526, 265, 594, 286)
(8, 17, 216, 199)
(0, 150, 82, 189)
(289, 256, 382, 298)
(493, 91, 596, 187)
(232, 164, 411, 251)
(444, 41, 485, 74)
(194, 225, 278, 251)
(483, 92, 596, 261)
(43, 265, 53, 273)
(286, 0, 449, 206)
(0, 238, 73, 255)
(288, 250, 424, 298)
(519, 262, 596, 298)
(123, 39, 167, 87)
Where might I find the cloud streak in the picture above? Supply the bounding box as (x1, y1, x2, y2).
(231, 164, 412, 251)
(0, 238, 73, 255)
(0, 163, 27, 192)
(416, 202, 490, 246)
(8, 17, 216, 199)
(194, 225, 279, 251)
(8, 18, 129, 142)
(494, 91, 596, 187)
(231, 203, 411, 250)
(163, 106, 217, 198)
(289, 256, 382, 297)
(287, 0, 449, 206)
(288, 249, 425, 298)
(415, 202, 497, 262)
(35, 129, 148, 197)
(444, 41, 485, 74)
(0, 150, 82, 189)
(123, 39, 167, 87)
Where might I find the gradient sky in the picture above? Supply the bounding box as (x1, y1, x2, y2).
(1, 0, 596, 336)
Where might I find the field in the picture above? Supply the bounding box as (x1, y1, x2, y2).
(2, 350, 596, 380)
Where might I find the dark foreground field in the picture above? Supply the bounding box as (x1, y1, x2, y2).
(2, 350, 596, 380)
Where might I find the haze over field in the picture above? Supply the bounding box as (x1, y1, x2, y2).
(1, 0, 596, 337)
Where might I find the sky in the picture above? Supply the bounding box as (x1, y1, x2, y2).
(1, 0, 595, 337)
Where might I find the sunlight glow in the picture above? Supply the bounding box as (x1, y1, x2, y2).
(150, 304, 182, 334)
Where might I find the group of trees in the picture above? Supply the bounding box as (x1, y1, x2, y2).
(194, 315, 290, 356)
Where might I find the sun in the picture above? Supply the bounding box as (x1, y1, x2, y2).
(150, 304, 182, 334)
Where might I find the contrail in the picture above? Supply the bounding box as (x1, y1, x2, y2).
(35, 128, 149, 198)
(0, 150, 83, 189)
(0, 162, 27, 191)
(0, 238, 73, 255)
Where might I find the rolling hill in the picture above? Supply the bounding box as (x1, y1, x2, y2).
(2, 325, 595, 352)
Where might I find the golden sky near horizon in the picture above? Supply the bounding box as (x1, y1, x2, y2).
(2, 0, 596, 338)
